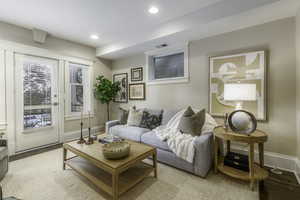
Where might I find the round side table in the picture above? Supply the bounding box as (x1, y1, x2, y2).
(213, 125, 269, 190)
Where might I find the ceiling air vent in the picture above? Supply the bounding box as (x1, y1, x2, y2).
(32, 28, 48, 44)
(155, 43, 168, 49)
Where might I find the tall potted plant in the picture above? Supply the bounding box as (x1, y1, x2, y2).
(94, 75, 120, 121)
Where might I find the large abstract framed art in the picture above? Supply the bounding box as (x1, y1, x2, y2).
(209, 50, 267, 121)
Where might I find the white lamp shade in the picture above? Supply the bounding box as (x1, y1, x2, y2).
(224, 84, 256, 101)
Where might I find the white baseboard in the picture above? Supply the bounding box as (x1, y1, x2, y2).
(63, 126, 104, 142)
(230, 144, 300, 184)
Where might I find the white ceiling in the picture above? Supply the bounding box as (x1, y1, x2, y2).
(0, 0, 299, 59)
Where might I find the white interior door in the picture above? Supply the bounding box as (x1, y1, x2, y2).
(15, 53, 59, 152)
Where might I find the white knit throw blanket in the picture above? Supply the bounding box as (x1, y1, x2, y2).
(153, 109, 217, 163)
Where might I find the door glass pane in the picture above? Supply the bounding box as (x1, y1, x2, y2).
(24, 108, 52, 129)
(23, 62, 52, 129)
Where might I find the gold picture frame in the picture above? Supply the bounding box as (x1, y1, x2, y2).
(209, 50, 267, 121)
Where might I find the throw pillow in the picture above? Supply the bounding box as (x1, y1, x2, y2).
(127, 107, 144, 126)
(119, 107, 129, 125)
(119, 106, 136, 125)
(139, 110, 163, 130)
(178, 107, 206, 136)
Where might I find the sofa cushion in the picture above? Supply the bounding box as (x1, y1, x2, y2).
(110, 125, 150, 142)
(141, 131, 171, 152)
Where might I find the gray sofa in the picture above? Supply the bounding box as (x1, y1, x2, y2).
(106, 109, 213, 178)
(0, 145, 8, 181)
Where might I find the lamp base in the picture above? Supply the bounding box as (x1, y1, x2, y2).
(235, 102, 243, 110)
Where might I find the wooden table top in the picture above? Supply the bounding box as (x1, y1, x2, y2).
(63, 135, 155, 170)
(214, 125, 268, 143)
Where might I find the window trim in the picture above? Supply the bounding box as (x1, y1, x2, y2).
(0, 48, 6, 130)
(64, 61, 94, 120)
(145, 43, 189, 85)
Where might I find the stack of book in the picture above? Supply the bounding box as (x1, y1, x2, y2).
(224, 152, 249, 172)
(98, 135, 124, 144)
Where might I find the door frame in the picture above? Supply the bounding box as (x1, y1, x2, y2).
(0, 39, 93, 155)
(14, 53, 60, 152)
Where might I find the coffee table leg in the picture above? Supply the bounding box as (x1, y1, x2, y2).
(112, 171, 119, 200)
(63, 147, 67, 170)
(153, 150, 157, 178)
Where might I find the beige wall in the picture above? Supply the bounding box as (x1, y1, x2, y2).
(0, 21, 111, 134)
(112, 18, 297, 156)
(296, 10, 300, 160)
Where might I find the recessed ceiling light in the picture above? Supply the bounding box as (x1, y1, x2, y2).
(90, 34, 99, 40)
(148, 6, 159, 14)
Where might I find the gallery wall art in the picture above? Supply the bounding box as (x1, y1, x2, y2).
(113, 73, 128, 103)
(129, 83, 145, 100)
(209, 50, 267, 120)
(131, 67, 143, 82)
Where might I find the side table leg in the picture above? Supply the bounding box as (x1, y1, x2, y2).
(249, 143, 255, 190)
(153, 150, 157, 178)
(227, 140, 231, 154)
(112, 171, 119, 200)
(214, 137, 219, 173)
(63, 147, 67, 170)
(258, 143, 264, 168)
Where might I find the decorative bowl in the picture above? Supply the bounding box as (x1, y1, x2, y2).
(102, 141, 130, 160)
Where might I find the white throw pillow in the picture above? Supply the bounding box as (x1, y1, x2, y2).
(127, 107, 144, 126)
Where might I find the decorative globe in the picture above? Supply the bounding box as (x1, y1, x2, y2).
(231, 111, 251, 131)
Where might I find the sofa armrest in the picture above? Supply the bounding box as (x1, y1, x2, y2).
(105, 120, 121, 134)
(193, 133, 213, 177)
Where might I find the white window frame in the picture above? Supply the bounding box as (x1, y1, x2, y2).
(0, 49, 6, 130)
(145, 43, 189, 85)
(64, 61, 93, 120)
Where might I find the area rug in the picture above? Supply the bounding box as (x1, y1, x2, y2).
(1, 149, 258, 200)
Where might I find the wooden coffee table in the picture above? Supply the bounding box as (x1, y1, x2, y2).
(63, 135, 157, 200)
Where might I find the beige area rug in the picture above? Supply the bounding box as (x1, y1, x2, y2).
(1, 149, 258, 200)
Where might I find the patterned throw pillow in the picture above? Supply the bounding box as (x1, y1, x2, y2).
(139, 110, 163, 130)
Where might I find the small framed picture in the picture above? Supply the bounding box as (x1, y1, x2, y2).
(113, 73, 128, 103)
(131, 67, 143, 82)
(129, 83, 145, 100)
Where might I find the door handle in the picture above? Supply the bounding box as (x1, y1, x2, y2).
(53, 102, 59, 106)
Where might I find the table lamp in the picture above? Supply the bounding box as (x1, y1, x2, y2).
(224, 83, 256, 110)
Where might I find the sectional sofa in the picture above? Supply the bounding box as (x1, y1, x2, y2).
(106, 109, 214, 178)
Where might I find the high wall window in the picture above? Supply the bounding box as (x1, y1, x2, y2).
(146, 44, 189, 85)
(65, 62, 92, 119)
